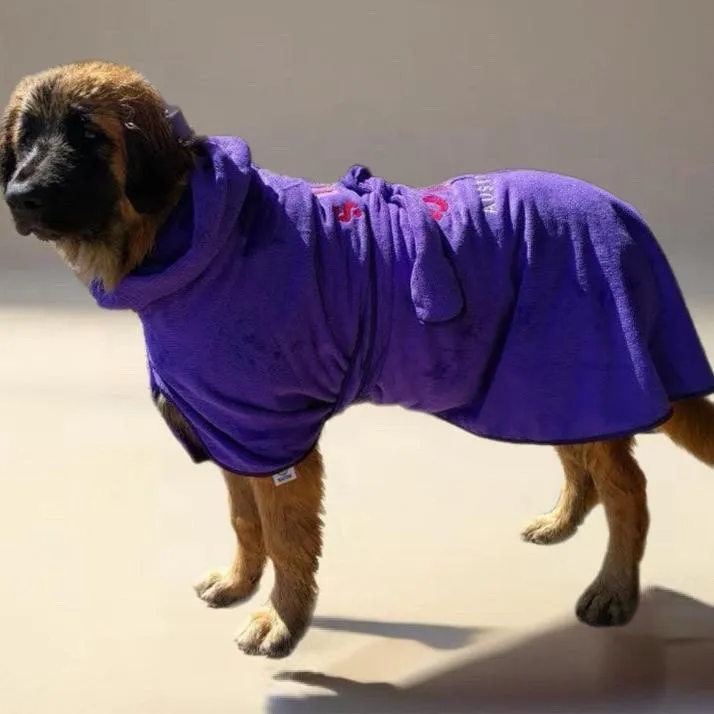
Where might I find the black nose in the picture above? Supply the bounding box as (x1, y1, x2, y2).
(4, 180, 47, 213)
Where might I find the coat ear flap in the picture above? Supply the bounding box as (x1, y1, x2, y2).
(0, 106, 18, 191)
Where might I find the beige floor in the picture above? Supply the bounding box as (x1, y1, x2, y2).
(1, 259, 714, 713)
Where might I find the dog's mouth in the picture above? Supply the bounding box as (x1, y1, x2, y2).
(10, 199, 113, 243)
(14, 220, 55, 241)
(13, 214, 39, 237)
(12, 213, 67, 242)
(13, 219, 33, 237)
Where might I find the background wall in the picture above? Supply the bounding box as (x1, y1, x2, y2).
(1, 0, 713, 305)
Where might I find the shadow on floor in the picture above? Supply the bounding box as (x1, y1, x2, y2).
(269, 587, 714, 713)
(311, 616, 487, 651)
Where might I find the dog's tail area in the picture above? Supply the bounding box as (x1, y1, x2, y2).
(659, 396, 714, 466)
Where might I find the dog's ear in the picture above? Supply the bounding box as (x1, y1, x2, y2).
(0, 105, 18, 191)
(122, 99, 194, 215)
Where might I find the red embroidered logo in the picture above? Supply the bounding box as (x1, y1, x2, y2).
(422, 194, 449, 220)
(334, 200, 363, 223)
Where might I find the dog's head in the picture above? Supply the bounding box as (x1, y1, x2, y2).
(0, 60, 198, 287)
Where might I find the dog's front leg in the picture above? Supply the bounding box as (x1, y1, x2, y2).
(235, 447, 325, 658)
(194, 470, 267, 607)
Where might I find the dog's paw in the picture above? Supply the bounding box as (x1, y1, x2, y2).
(520, 513, 578, 545)
(576, 579, 639, 627)
(194, 568, 259, 608)
(235, 607, 303, 659)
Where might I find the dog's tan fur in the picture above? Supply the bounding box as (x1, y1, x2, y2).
(2, 60, 714, 658)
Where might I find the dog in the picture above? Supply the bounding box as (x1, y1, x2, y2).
(3, 60, 714, 660)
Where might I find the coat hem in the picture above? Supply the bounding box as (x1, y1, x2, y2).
(435, 384, 714, 447)
(164, 383, 714, 471)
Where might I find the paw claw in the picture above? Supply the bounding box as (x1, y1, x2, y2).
(235, 607, 304, 659)
(576, 580, 638, 627)
(194, 568, 258, 608)
(521, 515, 577, 545)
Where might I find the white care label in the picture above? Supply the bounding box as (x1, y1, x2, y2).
(272, 466, 297, 486)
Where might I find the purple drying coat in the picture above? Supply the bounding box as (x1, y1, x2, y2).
(91, 136, 714, 475)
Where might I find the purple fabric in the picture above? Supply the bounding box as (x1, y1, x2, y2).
(91, 136, 714, 475)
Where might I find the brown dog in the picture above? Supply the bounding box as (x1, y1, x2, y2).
(2, 60, 714, 659)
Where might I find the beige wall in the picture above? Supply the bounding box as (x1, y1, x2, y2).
(1, 0, 713, 302)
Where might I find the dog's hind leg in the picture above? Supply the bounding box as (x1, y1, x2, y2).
(194, 470, 267, 608)
(521, 445, 599, 545)
(659, 396, 714, 466)
(574, 438, 648, 627)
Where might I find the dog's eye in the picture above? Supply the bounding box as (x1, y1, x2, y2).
(68, 109, 104, 142)
(79, 117, 102, 141)
(17, 114, 40, 146)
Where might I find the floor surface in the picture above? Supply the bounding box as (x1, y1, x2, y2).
(1, 250, 714, 713)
